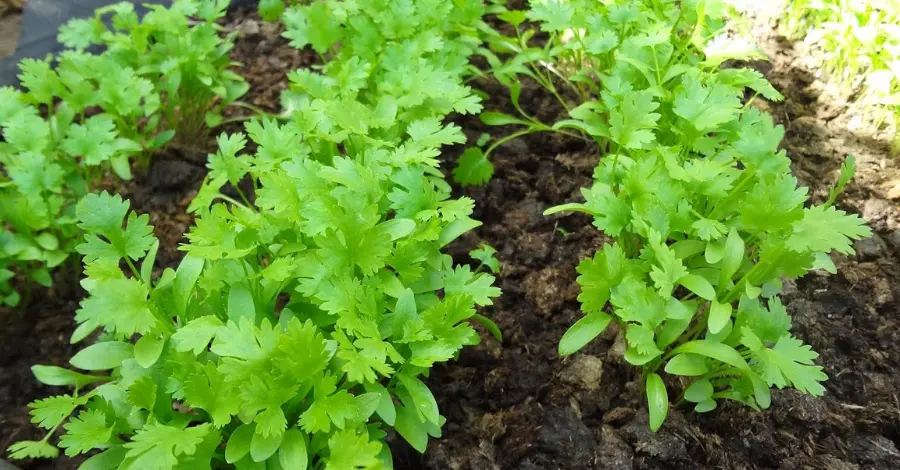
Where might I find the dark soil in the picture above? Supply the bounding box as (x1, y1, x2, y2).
(2, 6, 899, 470)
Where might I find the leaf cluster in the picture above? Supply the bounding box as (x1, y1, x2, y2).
(477, 0, 871, 430)
(9, 0, 500, 468)
(0, 0, 247, 306)
(783, 0, 900, 152)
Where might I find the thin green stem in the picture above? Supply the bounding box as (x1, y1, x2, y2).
(215, 194, 251, 210)
(125, 258, 142, 283)
(234, 185, 254, 208)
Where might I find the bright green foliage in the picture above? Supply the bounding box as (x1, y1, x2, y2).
(58, 0, 248, 144)
(11, 0, 500, 467)
(9, 125, 499, 467)
(783, 0, 900, 152)
(0, 0, 247, 306)
(279, 0, 485, 141)
(481, 0, 874, 429)
(258, 0, 312, 22)
(458, 0, 766, 185)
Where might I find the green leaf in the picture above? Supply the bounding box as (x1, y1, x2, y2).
(786, 205, 871, 255)
(258, 0, 286, 22)
(174, 254, 204, 316)
(31, 365, 107, 388)
(122, 423, 212, 469)
(324, 430, 382, 470)
(59, 409, 113, 456)
(397, 374, 440, 426)
(76, 192, 155, 264)
(225, 424, 254, 464)
(453, 147, 494, 186)
(355, 393, 382, 422)
(573, 243, 631, 313)
(707, 301, 732, 335)
(680, 274, 716, 301)
(228, 282, 257, 322)
(364, 382, 396, 426)
(609, 91, 660, 149)
(439, 217, 483, 247)
(78, 447, 128, 470)
(7, 440, 59, 459)
(133, 335, 165, 368)
(141, 239, 159, 283)
(646, 373, 668, 432)
(683, 378, 714, 403)
(498, 10, 527, 27)
(29, 395, 78, 429)
(673, 77, 741, 131)
(394, 405, 428, 453)
(250, 429, 283, 462)
(558, 312, 612, 356)
(171, 316, 223, 355)
(278, 429, 308, 470)
(480, 112, 532, 126)
(664, 353, 708, 376)
(695, 399, 717, 413)
(76, 278, 157, 338)
(469, 244, 501, 274)
(70, 342, 134, 371)
(826, 156, 856, 207)
(470, 313, 503, 342)
(757, 336, 827, 395)
(673, 340, 751, 372)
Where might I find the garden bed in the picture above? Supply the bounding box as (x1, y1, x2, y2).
(1, 6, 898, 470)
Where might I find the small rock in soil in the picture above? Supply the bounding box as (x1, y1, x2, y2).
(146, 157, 204, 191)
(538, 408, 597, 466)
(479, 412, 507, 442)
(524, 267, 572, 315)
(236, 19, 260, 36)
(514, 232, 551, 266)
(260, 21, 280, 39)
(561, 355, 604, 391)
(781, 390, 827, 424)
(596, 425, 634, 470)
(886, 182, 900, 201)
(504, 137, 530, 157)
(847, 434, 900, 464)
(862, 199, 893, 225)
(622, 412, 688, 462)
(603, 407, 634, 426)
(884, 230, 900, 252)
(607, 330, 626, 362)
(854, 233, 887, 261)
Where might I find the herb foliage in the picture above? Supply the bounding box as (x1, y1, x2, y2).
(9, 0, 501, 467)
(478, 0, 871, 430)
(0, 0, 247, 306)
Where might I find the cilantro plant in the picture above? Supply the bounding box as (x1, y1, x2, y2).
(455, 0, 767, 185)
(8, 117, 500, 465)
(278, 0, 486, 141)
(58, 0, 250, 148)
(783, 0, 900, 152)
(10, 0, 501, 466)
(490, 0, 875, 430)
(0, 75, 142, 306)
(0, 0, 250, 306)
